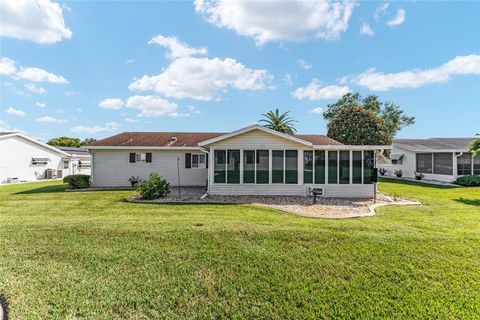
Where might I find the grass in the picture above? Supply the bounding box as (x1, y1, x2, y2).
(0, 179, 479, 319)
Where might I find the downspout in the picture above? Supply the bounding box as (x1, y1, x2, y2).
(200, 147, 210, 197)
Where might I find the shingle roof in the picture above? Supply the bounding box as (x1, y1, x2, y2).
(88, 131, 342, 147)
(394, 138, 474, 151)
(57, 146, 91, 156)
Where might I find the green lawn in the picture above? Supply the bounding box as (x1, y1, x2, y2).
(0, 179, 479, 319)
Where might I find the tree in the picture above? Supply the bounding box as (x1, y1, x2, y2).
(323, 93, 415, 138)
(81, 138, 97, 146)
(468, 134, 480, 158)
(48, 137, 82, 148)
(259, 108, 297, 135)
(327, 106, 392, 146)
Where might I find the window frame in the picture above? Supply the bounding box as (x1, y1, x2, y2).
(191, 153, 206, 169)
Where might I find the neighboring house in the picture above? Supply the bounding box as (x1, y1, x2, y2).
(379, 138, 478, 182)
(0, 132, 92, 184)
(84, 125, 389, 197)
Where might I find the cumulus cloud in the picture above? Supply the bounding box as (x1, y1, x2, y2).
(360, 23, 374, 36)
(194, 0, 355, 45)
(36, 101, 46, 108)
(149, 35, 207, 59)
(298, 59, 312, 70)
(345, 54, 480, 91)
(292, 79, 350, 100)
(284, 73, 293, 86)
(187, 105, 201, 114)
(99, 98, 124, 110)
(387, 9, 406, 27)
(374, 3, 389, 21)
(125, 117, 139, 123)
(0, 57, 16, 75)
(17, 67, 68, 83)
(25, 83, 47, 94)
(129, 56, 271, 101)
(71, 122, 121, 134)
(310, 107, 323, 114)
(126, 95, 178, 117)
(36, 115, 67, 124)
(5, 107, 26, 117)
(0, 0, 72, 44)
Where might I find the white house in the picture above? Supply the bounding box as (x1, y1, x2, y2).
(84, 125, 389, 198)
(379, 138, 478, 182)
(0, 132, 91, 184)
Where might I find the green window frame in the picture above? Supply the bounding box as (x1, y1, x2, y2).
(304, 151, 313, 184)
(214, 150, 226, 183)
(256, 150, 269, 184)
(285, 150, 298, 184)
(352, 151, 362, 184)
(363, 151, 374, 184)
(272, 150, 284, 183)
(243, 150, 255, 183)
(314, 150, 325, 184)
(227, 150, 240, 184)
(328, 151, 338, 184)
(339, 151, 350, 184)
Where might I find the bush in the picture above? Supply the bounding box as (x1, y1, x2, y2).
(137, 173, 170, 200)
(63, 174, 91, 189)
(454, 175, 480, 187)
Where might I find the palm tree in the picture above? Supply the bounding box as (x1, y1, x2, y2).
(259, 109, 297, 135)
(468, 134, 480, 158)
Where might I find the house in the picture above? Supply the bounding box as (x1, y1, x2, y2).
(84, 125, 389, 197)
(0, 132, 92, 184)
(379, 137, 478, 182)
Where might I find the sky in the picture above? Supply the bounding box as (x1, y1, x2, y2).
(0, 0, 479, 142)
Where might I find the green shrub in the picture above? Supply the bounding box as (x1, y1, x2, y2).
(454, 175, 480, 187)
(137, 173, 170, 200)
(63, 174, 91, 189)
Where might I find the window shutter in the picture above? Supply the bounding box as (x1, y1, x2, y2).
(146, 153, 152, 163)
(129, 153, 135, 163)
(206, 154, 209, 168)
(185, 153, 191, 168)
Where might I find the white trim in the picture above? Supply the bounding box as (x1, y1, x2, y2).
(84, 146, 202, 151)
(0, 132, 70, 156)
(394, 143, 467, 153)
(313, 145, 391, 150)
(198, 124, 313, 147)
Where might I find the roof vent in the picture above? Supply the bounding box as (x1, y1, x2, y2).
(171, 136, 177, 142)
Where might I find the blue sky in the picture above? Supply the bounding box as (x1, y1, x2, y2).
(1, 0, 479, 141)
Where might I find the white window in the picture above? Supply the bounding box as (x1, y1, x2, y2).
(136, 153, 146, 163)
(63, 161, 69, 169)
(192, 154, 206, 168)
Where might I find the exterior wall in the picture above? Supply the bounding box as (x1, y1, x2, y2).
(68, 157, 92, 176)
(0, 136, 67, 183)
(207, 129, 375, 198)
(91, 149, 207, 187)
(379, 146, 456, 182)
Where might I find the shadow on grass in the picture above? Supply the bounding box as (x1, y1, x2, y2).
(14, 184, 67, 194)
(379, 177, 458, 189)
(118, 198, 242, 206)
(454, 198, 480, 206)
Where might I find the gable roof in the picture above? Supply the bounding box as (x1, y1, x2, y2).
(394, 138, 474, 152)
(86, 125, 343, 149)
(0, 132, 71, 156)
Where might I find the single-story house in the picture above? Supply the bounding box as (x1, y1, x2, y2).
(0, 132, 92, 184)
(84, 125, 389, 197)
(379, 137, 478, 182)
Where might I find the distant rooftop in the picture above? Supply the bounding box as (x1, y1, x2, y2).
(393, 138, 474, 151)
(57, 146, 91, 156)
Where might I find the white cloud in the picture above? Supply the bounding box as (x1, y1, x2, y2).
(64, 91, 78, 97)
(25, 83, 47, 94)
(187, 105, 201, 114)
(292, 79, 350, 100)
(374, 3, 389, 21)
(36, 101, 46, 108)
(360, 23, 374, 36)
(126, 59, 135, 64)
(129, 56, 271, 101)
(0, 0, 72, 44)
(194, 0, 355, 45)
(126, 95, 178, 117)
(298, 59, 312, 70)
(5, 107, 26, 117)
(0, 57, 16, 75)
(387, 9, 406, 27)
(99, 98, 124, 110)
(56, 108, 65, 113)
(149, 35, 207, 59)
(17, 67, 68, 83)
(36, 116, 67, 124)
(284, 73, 293, 86)
(310, 107, 323, 114)
(76, 108, 83, 112)
(71, 122, 120, 134)
(168, 112, 190, 118)
(125, 117, 139, 123)
(346, 55, 480, 91)
(0, 120, 25, 133)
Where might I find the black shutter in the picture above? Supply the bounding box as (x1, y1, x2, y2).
(206, 154, 208, 168)
(129, 153, 135, 163)
(146, 153, 152, 163)
(185, 153, 191, 168)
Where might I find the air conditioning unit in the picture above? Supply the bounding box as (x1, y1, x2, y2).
(57, 170, 63, 179)
(45, 169, 54, 179)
